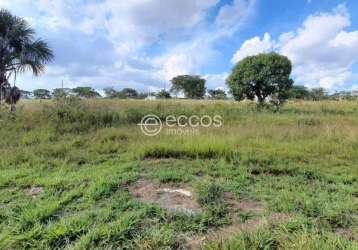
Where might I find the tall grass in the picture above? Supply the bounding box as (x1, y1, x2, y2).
(0, 99, 357, 249)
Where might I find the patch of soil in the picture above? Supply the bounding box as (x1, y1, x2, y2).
(186, 192, 290, 250)
(336, 228, 358, 241)
(129, 181, 291, 249)
(210, 217, 264, 239)
(128, 180, 201, 215)
(223, 192, 265, 214)
(28, 186, 44, 198)
(185, 217, 264, 250)
(186, 212, 292, 250)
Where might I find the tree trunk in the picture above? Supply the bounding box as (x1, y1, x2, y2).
(0, 74, 4, 106)
(0, 71, 8, 105)
(257, 96, 265, 106)
(10, 103, 16, 112)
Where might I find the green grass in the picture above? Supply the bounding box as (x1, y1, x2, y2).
(0, 99, 357, 249)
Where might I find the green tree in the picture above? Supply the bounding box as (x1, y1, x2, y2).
(72, 87, 100, 99)
(52, 88, 72, 99)
(103, 87, 118, 99)
(0, 9, 53, 108)
(156, 89, 171, 99)
(310, 88, 328, 101)
(208, 89, 227, 99)
(138, 92, 151, 99)
(227, 53, 294, 106)
(20, 90, 32, 99)
(286, 85, 311, 100)
(331, 91, 358, 101)
(171, 75, 206, 99)
(33, 89, 51, 99)
(117, 88, 138, 99)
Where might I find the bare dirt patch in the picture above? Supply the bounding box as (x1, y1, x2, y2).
(128, 179, 201, 215)
(186, 192, 290, 250)
(224, 192, 265, 214)
(28, 186, 44, 198)
(129, 181, 291, 249)
(185, 217, 264, 250)
(336, 228, 358, 241)
(186, 212, 291, 250)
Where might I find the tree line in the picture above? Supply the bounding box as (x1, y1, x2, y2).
(1, 9, 357, 112)
(20, 84, 224, 100)
(19, 79, 357, 102)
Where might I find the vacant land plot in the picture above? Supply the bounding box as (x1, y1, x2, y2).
(0, 100, 357, 249)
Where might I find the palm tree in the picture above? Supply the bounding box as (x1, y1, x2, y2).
(0, 9, 54, 110)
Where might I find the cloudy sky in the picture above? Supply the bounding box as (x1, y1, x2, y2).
(2, 0, 358, 92)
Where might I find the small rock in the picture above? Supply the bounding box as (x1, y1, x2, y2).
(160, 188, 193, 197)
(28, 186, 44, 198)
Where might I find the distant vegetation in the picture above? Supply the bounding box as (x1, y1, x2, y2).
(1, 8, 357, 107)
(33, 89, 52, 100)
(208, 89, 227, 100)
(170, 75, 206, 99)
(19, 84, 358, 103)
(156, 89, 171, 99)
(72, 87, 101, 99)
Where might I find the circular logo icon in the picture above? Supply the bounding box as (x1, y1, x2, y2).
(138, 114, 162, 136)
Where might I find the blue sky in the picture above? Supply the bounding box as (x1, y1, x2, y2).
(2, 0, 358, 92)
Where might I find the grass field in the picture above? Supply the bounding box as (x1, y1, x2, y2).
(0, 99, 357, 249)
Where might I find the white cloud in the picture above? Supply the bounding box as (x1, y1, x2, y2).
(2, 0, 256, 91)
(1, 0, 221, 49)
(155, 0, 256, 82)
(231, 33, 274, 63)
(204, 73, 229, 90)
(94, 0, 221, 57)
(154, 36, 218, 81)
(0, 0, 84, 30)
(231, 4, 358, 89)
(216, 0, 256, 28)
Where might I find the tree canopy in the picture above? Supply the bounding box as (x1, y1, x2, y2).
(156, 89, 171, 99)
(310, 88, 328, 101)
(286, 85, 311, 100)
(20, 90, 32, 99)
(33, 89, 51, 99)
(171, 75, 206, 99)
(72, 87, 100, 99)
(103, 87, 118, 99)
(227, 53, 294, 106)
(52, 88, 73, 99)
(117, 88, 138, 99)
(208, 89, 227, 99)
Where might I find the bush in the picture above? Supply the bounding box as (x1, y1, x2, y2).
(196, 180, 224, 206)
(44, 98, 122, 133)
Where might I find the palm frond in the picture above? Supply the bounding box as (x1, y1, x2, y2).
(0, 9, 54, 78)
(16, 39, 54, 75)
